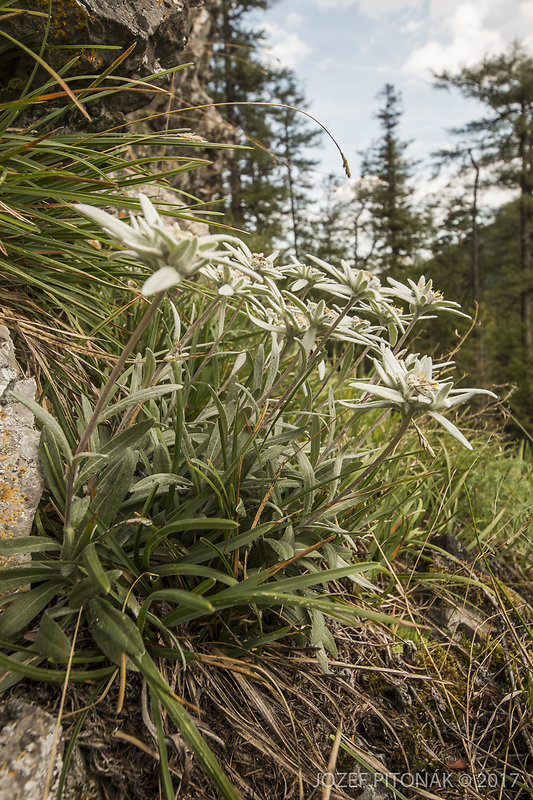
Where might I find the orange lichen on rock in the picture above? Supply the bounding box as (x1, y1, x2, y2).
(0, 327, 44, 573)
(0, 479, 25, 526)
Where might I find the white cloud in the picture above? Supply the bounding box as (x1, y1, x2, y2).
(399, 20, 423, 34)
(403, 1, 533, 79)
(260, 22, 312, 69)
(357, 0, 422, 17)
(287, 13, 304, 27)
(311, 0, 421, 11)
(312, 0, 358, 8)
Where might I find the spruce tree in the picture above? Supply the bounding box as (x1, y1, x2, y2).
(312, 176, 376, 267)
(207, 4, 321, 252)
(360, 83, 423, 277)
(268, 69, 321, 257)
(209, 0, 281, 232)
(434, 44, 533, 425)
(435, 44, 533, 362)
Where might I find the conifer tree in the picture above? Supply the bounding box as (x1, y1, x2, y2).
(208, 3, 321, 252)
(312, 176, 375, 267)
(360, 83, 423, 277)
(268, 69, 321, 257)
(209, 0, 281, 231)
(435, 43, 533, 365)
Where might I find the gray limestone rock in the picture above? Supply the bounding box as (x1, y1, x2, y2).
(0, 700, 61, 800)
(0, 326, 44, 562)
(0, 700, 97, 800)
(3, 0, 203, 121)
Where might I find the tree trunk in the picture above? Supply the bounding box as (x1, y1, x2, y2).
(222, 1, 243, 226)
(469, 150, 480, 307)
(519, 123, 533, 363)
(468, 150, 485, 380)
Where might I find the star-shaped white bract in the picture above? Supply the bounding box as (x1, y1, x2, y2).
(384, 275, 470, 318)
(307, 255, 383, 304)
(343, 347, 496, 449)
(75, 195, 252, 296)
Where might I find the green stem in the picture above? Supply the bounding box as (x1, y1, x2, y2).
(393, 311, 421, 354)
(260, 297, 358, 430)
(316, 413, 412, 519)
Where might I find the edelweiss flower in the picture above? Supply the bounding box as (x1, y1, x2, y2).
(357, 298, 407, 346)
(75, 195, 249, 296)
(217, 243, 282, 283)
(343, 348, 496, 449)
(384, 275, 469, 318)
(200, 263, 261, 298)
(250, 251, 282, 281)
(307, 255, 383, 303)
(246, 293, 320, 350)
(279, 258, 325, 294)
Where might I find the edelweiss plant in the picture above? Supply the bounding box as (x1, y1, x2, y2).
(2, 191, 497, 800)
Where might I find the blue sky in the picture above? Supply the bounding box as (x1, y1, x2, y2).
(253, 0, 533, 197)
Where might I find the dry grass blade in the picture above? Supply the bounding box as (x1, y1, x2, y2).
(322, 721, 342, 800)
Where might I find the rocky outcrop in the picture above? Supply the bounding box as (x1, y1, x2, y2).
(0, 700, 96, 800)
(169, 0, 235, 202)
(128, 0, 235, 204)
(3, 0, 204, 119)
(0, 326, 43, 560)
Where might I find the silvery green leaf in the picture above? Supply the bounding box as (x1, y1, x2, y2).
(427, 411, 472, 449)
(130, 473, 191, 493)
(446, 388, 497, 407)
(310, 609, 326, 649)
(69, 496, 91, 532)
(264, 538, 293, 559)
(349, 382, 405, 404)
(296, 448, 316, 515)
(35, 610, 72, 661)
(88, 598, 145, 663)
(142, 266, 181, 295)
(373, 356, 396, 388)
(230, 351, 247, 378)
(321, 625, 339, 658)
(39, 427, 66, 506)
(10, 390, 73, 464)
(139, 194, 160, 225)
(253, 344, 265, 391)
(99, 384, 182, 420)
(0, 537, 60, 555)
(315, 648, 329, 674)
(169, 300, 181, 340)
(0, 582, 60, 638)
(141, 348, 157, 389)
(90, 447, 137, 528)
(153, 438, 172, 474)
(75, 203, 134, 242)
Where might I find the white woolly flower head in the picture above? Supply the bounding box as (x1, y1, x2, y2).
(342, 347, 496, 449)
(75, 195, 251, 296)
(307, 255, 383, 303)
(384, 275, 470, 318)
